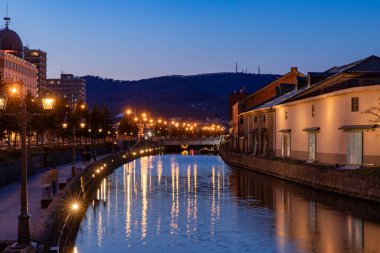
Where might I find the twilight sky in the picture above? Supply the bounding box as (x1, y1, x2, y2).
(5, 0, 380, 80)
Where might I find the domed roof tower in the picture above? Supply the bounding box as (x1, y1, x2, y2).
(0, 16, 24, 58)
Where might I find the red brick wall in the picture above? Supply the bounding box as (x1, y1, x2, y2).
(243, 68, 301, 110)
(229, 93, 248, 121)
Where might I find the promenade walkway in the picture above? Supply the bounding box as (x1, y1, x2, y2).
(0, 154, 109, 241)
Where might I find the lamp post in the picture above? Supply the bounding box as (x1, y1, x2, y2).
(62, 103, 85, 177)
(88, 126, 98, 161)
(1, 90, 55, 251)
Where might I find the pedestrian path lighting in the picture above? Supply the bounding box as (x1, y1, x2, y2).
(79, 119, 86, 129)
(72, 202, 79, 211)
(62, 116, 68, 129)
(41, 92, 55, 110)
(54, 200, 82, 253)
(1, 90, 55, 251)
(62, 102, 86, 177)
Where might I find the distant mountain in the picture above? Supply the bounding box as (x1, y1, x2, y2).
(83, 73, 280, 121)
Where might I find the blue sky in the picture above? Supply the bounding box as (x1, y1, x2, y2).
(5, 0, 380, 80)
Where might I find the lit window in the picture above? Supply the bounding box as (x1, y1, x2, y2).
(311, 104, 315, 117)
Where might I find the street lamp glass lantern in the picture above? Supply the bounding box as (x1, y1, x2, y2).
(0, 89, 7, 111)
(62, 120, 68, 129)
(80, 118, 86, 129)
(41, 92, 55, 110)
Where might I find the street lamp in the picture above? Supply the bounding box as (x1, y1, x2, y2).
(62, 103, 86, 177)
(41, 92, 56, 110)
(62, 116, 68, 129)
(88, 125, 99, 161)
(1, 90, 55, 251)
(79, 119, 86, 129)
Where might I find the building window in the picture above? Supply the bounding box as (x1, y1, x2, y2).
(311, 104, 315, 117)
(351, 97, 359, 112)
(239, 118, 244, 124)
(262, 115, 266, 123)
(254, 116, 257, 123)
(285, 111, 288, 120)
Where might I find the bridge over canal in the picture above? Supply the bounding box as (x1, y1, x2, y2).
(163, 137, 221, 151)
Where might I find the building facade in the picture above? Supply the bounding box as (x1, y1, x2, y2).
(46, 73, 86, 107)
(241, 67, 304, 110)
(233, 55, 380, 167)
(24, 47, 47, 93)
(0, 19, 38, 97)
(275, 56, 380, 166)
(0, 52, 38, 97)
(235, 67, 304, 154)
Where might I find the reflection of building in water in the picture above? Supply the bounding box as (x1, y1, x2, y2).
(229, 168, 380, 253)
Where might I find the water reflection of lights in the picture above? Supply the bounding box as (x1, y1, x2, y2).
(81, 156, 228, 252)
(211, 166, 216, 239)
(97, 211, 103, 247)
(193, 164, 198, 224)
(141, 157, 148, 239)
(157, 158, 162, 185)
(170, 162, 179, 234)
(75, 156, 380, 253)
(187, 165, 191, 193)
(124, 163, 132, 238)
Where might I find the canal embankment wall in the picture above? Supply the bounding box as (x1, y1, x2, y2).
(31, 147, 164, 253)
(220, 150, 380, 203)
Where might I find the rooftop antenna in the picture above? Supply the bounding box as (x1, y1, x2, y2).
(235, 62, 237, 73)
(4, 3, 10, 28)
(258, 66, 261, 75)
(25, 37, 29, 48)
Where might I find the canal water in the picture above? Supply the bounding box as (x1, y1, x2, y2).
(74, 154, 380, 253)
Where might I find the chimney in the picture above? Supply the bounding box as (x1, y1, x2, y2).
(291, 67, 298, 73)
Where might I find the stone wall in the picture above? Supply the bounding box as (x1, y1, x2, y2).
(220, 150, 380, 203)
